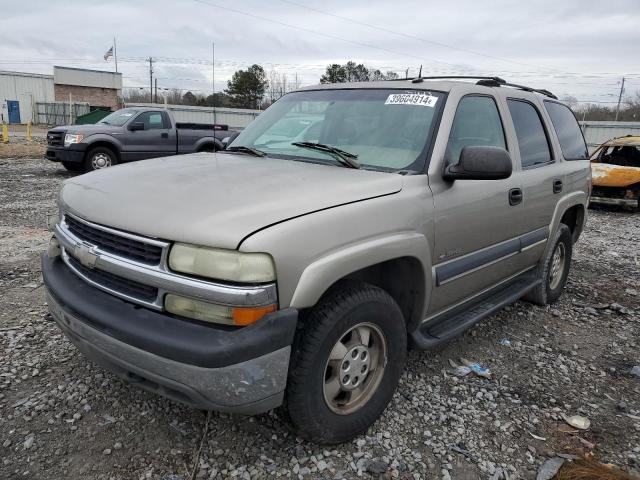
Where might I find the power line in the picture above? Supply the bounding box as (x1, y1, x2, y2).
(190, 0, 464, 70)
(277, 0, 559, 74)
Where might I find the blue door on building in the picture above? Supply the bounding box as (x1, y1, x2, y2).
(7, 100, 21, 124)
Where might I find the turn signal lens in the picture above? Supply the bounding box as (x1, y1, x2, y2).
(165, 294, 276, 326)
(232, 304, 276, 326)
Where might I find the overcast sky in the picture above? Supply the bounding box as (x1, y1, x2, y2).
(2, 0, 639, 104)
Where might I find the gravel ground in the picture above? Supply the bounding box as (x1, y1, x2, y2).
(1, 157, 639, 480)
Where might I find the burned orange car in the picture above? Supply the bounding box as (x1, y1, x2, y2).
(590, 135, 640, 210)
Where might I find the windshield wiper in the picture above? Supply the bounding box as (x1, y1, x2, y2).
(225, 145, 267, 157)
(291, 141, 360, 169)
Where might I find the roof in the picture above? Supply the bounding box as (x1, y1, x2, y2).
(597, 135, 640, 147)
(0, 70, 53, 79)
(298, 78, 557, 102)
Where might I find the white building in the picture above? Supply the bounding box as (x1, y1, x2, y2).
(0, 70, 55, 124)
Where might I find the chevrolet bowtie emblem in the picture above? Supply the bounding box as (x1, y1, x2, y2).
(74, 243, 99, 269)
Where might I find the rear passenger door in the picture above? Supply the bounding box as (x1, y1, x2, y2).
(506, 98, 560, 255)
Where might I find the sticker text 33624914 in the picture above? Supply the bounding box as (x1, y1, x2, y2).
(384, 93, 438, 107)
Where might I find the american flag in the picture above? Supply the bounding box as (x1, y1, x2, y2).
(104, 46, 113, 61)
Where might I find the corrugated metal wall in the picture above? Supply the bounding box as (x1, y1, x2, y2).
(125, 103, 262, 129)
(0, 71, 55, 124)
(580, 121, 640, 150)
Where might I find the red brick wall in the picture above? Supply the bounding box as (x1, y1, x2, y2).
(54, 84, 120, 111)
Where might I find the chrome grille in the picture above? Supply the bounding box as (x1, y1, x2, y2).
(66, 254, 158, 302)
(64, 215, 163, 265)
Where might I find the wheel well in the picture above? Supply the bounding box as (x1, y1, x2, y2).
(560, 204, 585, 243)
(198, 141, 219, 152)
(84, 142, 120, 162)
(320, 257, 425, 330)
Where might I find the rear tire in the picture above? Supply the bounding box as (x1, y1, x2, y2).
(84, 147, 117, 172)
(61, 161, 83, 172)
(285, 283, 407, 444)
(523, 224, 573, 305)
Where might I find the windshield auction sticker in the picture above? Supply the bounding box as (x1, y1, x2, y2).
(385, 93, 438, 107)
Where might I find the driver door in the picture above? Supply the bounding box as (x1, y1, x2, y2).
(428, 94, 524, 315)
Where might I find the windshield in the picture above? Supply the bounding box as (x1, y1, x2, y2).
(229, 89, 445, 172)
(99, 108, 140, 126)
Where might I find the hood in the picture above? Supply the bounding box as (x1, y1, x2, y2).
(591, 162, 640, 188)
(49, 124, 123, 134)
(60, 153, 403, 249)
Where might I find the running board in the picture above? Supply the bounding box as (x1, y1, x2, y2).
(410, 274, 540, 350)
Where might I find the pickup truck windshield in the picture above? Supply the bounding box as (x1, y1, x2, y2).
(99, 108, 140, 126)
(229, 89, 445, 172)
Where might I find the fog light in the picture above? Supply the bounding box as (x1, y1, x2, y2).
(165, 294, 276, 326)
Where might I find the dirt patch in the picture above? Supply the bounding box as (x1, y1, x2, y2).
(0, 142, 46, 159)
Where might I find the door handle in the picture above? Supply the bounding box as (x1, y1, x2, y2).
(509, 188, 523, 206)
(161, 133, 169, 139)
(553, 179, 563, 193)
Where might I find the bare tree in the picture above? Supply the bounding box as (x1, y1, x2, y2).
(266, 70, 302, 106)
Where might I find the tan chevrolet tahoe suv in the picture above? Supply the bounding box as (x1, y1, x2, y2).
(42, 76, 591, 444)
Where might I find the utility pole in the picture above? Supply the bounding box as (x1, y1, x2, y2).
(149, 57, 154, 104)
(154, 78, 158, 104)
(212, 42, 216, 125)
(615, 76, 625, 121)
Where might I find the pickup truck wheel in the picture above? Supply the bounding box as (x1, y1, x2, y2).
(523, 224, 573, 305)
(84, 147, 117, 172)
(285, 283, 407, 444)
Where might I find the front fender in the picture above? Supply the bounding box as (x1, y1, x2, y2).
(289, 232, 431, 310)
(84, 134, 124, 152)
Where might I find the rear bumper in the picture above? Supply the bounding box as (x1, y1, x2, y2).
(45, 144, 87, 163)
(42, 253, 298, 413)
(590, 196, 638, 208)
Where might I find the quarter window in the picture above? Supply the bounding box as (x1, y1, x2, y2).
(544, 101, 588, 160)
(445, 96, 506, 166)
(507, 99, 552, 168)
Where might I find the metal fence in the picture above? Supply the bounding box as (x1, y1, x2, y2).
(579, 121, 640, 150)
(36, 101, 90, 126)
(124, 103, 262, 129)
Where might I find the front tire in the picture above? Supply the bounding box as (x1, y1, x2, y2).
(524, 224, 573, 305)
(84, 147, 117, 172)
(285, 283, 407, 444)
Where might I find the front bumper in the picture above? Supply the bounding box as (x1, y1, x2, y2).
(42, 252, 298, 414)
(589, 196, 638, 208)
(45, 144, 87, 163)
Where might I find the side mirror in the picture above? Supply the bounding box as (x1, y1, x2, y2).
(443, 146, 512, 180)
(128, 122, 145, 131)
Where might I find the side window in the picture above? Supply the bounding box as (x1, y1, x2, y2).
(544, 101, 588, 160)
(136, 112, 166, 130)
(507, 99, 552, 168)
(445, 96, 506, 165)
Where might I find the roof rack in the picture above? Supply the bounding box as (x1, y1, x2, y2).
(388, 75, 557, 100)
(388, 75, 507, 84)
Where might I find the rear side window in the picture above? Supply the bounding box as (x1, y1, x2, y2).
(445, 95, 506, 165)
(544, 101, 588, 160)
(507, 99, 552, 168)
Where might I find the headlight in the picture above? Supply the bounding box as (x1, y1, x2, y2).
(165, 294, 276, 326)
(64, 134, 84, 147)
(168, 244, 276, 283)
